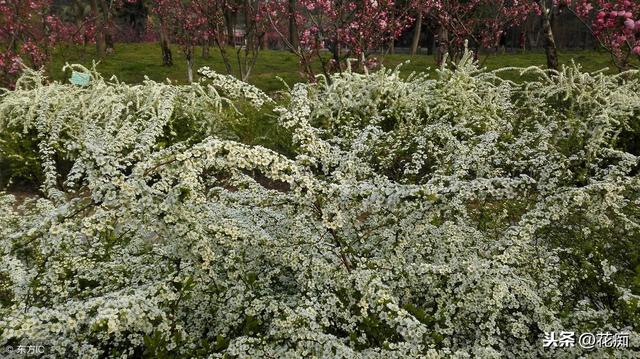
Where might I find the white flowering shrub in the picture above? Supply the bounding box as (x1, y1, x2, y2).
(0, 54, 639, 358)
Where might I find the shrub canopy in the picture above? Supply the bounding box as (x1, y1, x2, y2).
(0, 55, 639, 358)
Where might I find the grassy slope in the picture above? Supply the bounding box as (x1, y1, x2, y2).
(47, 42, 623, 92)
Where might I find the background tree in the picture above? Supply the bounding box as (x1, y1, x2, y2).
(153, 0, 207, 82)
(266, 0, 414, 80)
(0, 0, 69, 87)
(89, 0, 123, 57)
(236, 0, 268, 80)
(150, 12, 174, 66)
(409, 0, 434, 56)
(537, 0, 559, 70)
(288, 0, 298, 50)
(191, 0, 268, 81)
(56, 0, 98, 50)
(154, 0, 266, 82)
(422, 0, 539, 64)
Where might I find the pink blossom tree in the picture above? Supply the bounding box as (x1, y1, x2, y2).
(420, 0, 540, 64)
(0, 0, 71, 87)
(88, 0, 134, 57)
(568, 0, 640, 70)
(202, 0, 269, 80)
(154, 0, 267, 82)
(153, 0, 209, 82)
(265, 0, 414, 80)
(55, 0, 139, 59)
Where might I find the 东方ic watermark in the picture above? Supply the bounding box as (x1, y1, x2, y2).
(543, 331, 629, 349)
(3, 344, 46, 355)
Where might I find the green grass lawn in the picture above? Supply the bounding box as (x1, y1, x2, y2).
(47, 42, 625, 92)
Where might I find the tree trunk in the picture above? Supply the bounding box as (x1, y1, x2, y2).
(426, 30, 434, 55)
(225, 10, 235, 46)
(186, 47, 194, 83)
(202, 39, 210, 58)
(333, 43, 341, 70)
(99, 0, 114, 54)
(288, 0, 298, 51)
(215, 36, 234, 75)
(105, 33, 114, 54)
(436, 27, 448, 65)
(539, 1, 558, 70)
(410, 12, 423, 56)
(154, 15, 173, 66)
(90, 0, 105, 58)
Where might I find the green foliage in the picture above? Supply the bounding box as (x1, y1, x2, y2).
(0, 128, 43, 188)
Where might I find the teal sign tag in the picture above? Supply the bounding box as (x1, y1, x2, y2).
(70, 71, 91, 86)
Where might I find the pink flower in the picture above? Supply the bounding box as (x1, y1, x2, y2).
(633, 46, 640, 55)
(624, 18, 636, 30)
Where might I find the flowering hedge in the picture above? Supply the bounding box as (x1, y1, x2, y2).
(0, 55, 639, 358)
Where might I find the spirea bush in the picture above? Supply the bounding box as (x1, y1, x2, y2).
(0, 53, 639, 358)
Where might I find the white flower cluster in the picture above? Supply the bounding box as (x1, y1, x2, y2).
(198, 67, 273, 109)
(0, 55, 638, 358)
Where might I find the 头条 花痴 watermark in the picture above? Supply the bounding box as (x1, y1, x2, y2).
(543, 331, 629, 349)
